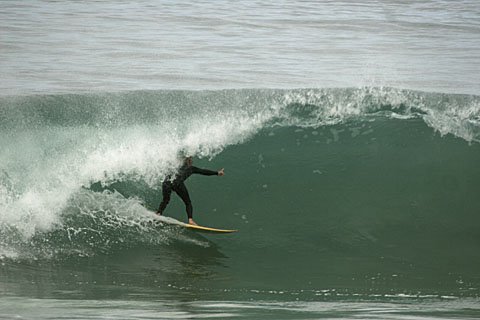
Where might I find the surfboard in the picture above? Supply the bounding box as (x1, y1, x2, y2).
(149, 212, 237, 233)
(183, 223, 238, 233)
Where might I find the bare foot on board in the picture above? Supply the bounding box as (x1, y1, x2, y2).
(188, 218, 198, 226)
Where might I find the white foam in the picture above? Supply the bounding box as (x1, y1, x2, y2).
(0, 106, 271, 242)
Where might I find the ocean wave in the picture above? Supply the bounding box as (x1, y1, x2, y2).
(0, 87, 479, 259)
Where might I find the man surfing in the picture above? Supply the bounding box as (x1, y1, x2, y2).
(156, 156, 224, 226)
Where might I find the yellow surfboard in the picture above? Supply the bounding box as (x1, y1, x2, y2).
(183, 223, 237, 233)
(149, 212, 237, 233)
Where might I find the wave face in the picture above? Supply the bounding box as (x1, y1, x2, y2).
(1, 88, 480, 298)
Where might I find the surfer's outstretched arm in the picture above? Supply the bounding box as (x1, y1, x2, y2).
(192, 166, 224, 176)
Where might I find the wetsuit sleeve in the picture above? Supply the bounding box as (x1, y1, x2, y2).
(191, 166, 218, 176)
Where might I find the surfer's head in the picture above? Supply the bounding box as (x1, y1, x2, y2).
(184, 156, 193, 167)
(177, 150, 193, 166)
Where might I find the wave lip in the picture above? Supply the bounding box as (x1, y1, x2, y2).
(2, 87, 477, 139)
(276, 87, 480, 142)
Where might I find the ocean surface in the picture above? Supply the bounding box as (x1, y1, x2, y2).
(1, 1, 480, 319)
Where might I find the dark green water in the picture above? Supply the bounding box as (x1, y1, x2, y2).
(1, 88, 479, 318)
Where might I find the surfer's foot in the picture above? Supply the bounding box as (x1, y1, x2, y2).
(188, 218, 198, 226)
(156, 211, 162, 216)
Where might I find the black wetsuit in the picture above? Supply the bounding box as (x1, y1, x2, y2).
(157, 164, 218, 219)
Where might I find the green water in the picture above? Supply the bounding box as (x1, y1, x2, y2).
(1, 89, 479, 318)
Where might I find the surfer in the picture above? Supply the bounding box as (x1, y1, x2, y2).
(156, 156, 224, 226)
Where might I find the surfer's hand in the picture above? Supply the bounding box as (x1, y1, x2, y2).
(218, 168, 225, 176)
